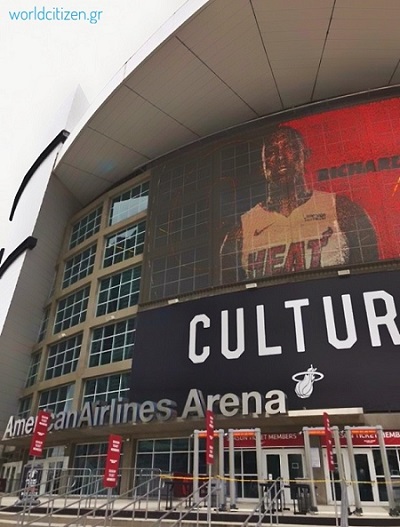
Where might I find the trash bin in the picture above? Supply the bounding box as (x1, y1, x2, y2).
(293, 481, 311, 514)
(209, 478, 219, 508)
(391, 475, 400, 511)
(172, 473, 192, 498)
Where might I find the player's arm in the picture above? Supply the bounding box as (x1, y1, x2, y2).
(336, 195, 378, 264)
(220, 224, 246, 284)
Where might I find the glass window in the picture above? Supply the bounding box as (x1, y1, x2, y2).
(83, 373, 130, 404)
(39, 384, 74, 414)
(109, 182, 149, 226)
(72, 442, 124, 493)
(69, 206, 102, 250)
(89, 319, 135, 367)
(37, 307, 50, 343)
(150, 246, 209, 301)
(135, 437, 202, 475)
(63, 245, 97, 289)
(96, 267, 141, 317)
(103, 222, 146, 268)
(45, 334, 82, 380)
(73, 442, 109, 473)
(154, 198, 208, 245)
(224, 449, 258, 498)
(54, 286, 90, 333)
(26, 352, 41, 387)
(18, 397, 32, 418)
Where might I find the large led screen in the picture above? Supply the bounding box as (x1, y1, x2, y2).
(144, 93, 400, 302)
(131, 270, 400, 413)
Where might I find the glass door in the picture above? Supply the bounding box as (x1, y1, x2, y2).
(287, 453, 304, 500)
(265, 453, 281, 480)
(373, 448, 400, 502)
(39, 457, 69, 495)
(0, 461, 22, 493)
(324, 448, 379, 505)
(264, 450, 304, 505)
(354, 451, 379, 503)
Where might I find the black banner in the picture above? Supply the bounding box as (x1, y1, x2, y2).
(131, 271, 400, 413)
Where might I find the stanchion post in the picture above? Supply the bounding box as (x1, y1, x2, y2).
(302, 427, 318, 512)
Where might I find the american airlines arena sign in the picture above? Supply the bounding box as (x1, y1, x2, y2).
(3, 389, 286, 440)
(131, 270, 400, 413)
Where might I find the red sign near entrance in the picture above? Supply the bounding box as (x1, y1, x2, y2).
(103, 435, 123, 488)
(323, 412, 335, 471)
(227, 432, 304, 449)
(29, 410, 51, 457)
(206, 410, 214, 465)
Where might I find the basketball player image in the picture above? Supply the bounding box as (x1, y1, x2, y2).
(220, 126, 378, 282)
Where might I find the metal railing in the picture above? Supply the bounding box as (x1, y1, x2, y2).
(241, 478, 285, 527)
(0, 468, 93, 509)
(0, 471, 105, 526)
(151, 480, 219, 527)
(60, 473, 165, 527)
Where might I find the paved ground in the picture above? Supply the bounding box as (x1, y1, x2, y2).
(0, 494, 397, 527)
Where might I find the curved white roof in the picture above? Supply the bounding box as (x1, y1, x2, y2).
(55, 0, 400, 205)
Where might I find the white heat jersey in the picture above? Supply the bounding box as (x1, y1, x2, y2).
(241, 191, 349, 278)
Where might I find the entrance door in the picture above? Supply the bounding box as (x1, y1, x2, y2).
(264, 450, 304, 504)
(324, 449, 380, 505)
(39, 457, 69, 495)
(0, 461, 22, 493)
(354, 451, 379, 503)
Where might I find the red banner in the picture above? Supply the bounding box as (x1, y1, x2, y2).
(206, 410, 214, 465)
(29, 410, 51, 457)
(103, 435, 123, 488)
(323, 412, 335, 471)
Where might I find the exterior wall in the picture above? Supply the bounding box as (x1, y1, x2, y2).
(2, 89, 400, 510)
(0, 177, 80, 433)
(12, 171, 149, 435)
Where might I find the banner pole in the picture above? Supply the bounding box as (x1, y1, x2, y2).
(331, 470, 338, 527)
(207, 464, 212, 527)
(104, 487, 112, 527)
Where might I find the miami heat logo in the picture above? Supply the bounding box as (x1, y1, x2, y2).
(292, 365, 324, 398)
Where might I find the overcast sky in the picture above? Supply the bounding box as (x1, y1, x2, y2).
(0, 0, 188, 243)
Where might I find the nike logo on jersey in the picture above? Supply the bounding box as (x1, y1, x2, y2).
(254, 222, 276, 236)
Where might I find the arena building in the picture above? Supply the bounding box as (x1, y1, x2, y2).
(2, 0, 400, 513)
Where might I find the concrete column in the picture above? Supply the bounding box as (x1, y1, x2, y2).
(303, 427, 318, 511)
(218, 429, 226, 510)
(193, 430, 199, 504)
(344, 426, 362, 514)
(377, 426, 397, 516)
(119, 437, 135, 494)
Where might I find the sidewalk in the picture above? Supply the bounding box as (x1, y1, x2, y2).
(0, 494, 398, 526)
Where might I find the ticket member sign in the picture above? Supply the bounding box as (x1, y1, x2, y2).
(29, 410, 51, 457)
(103, 435, 123, 488)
